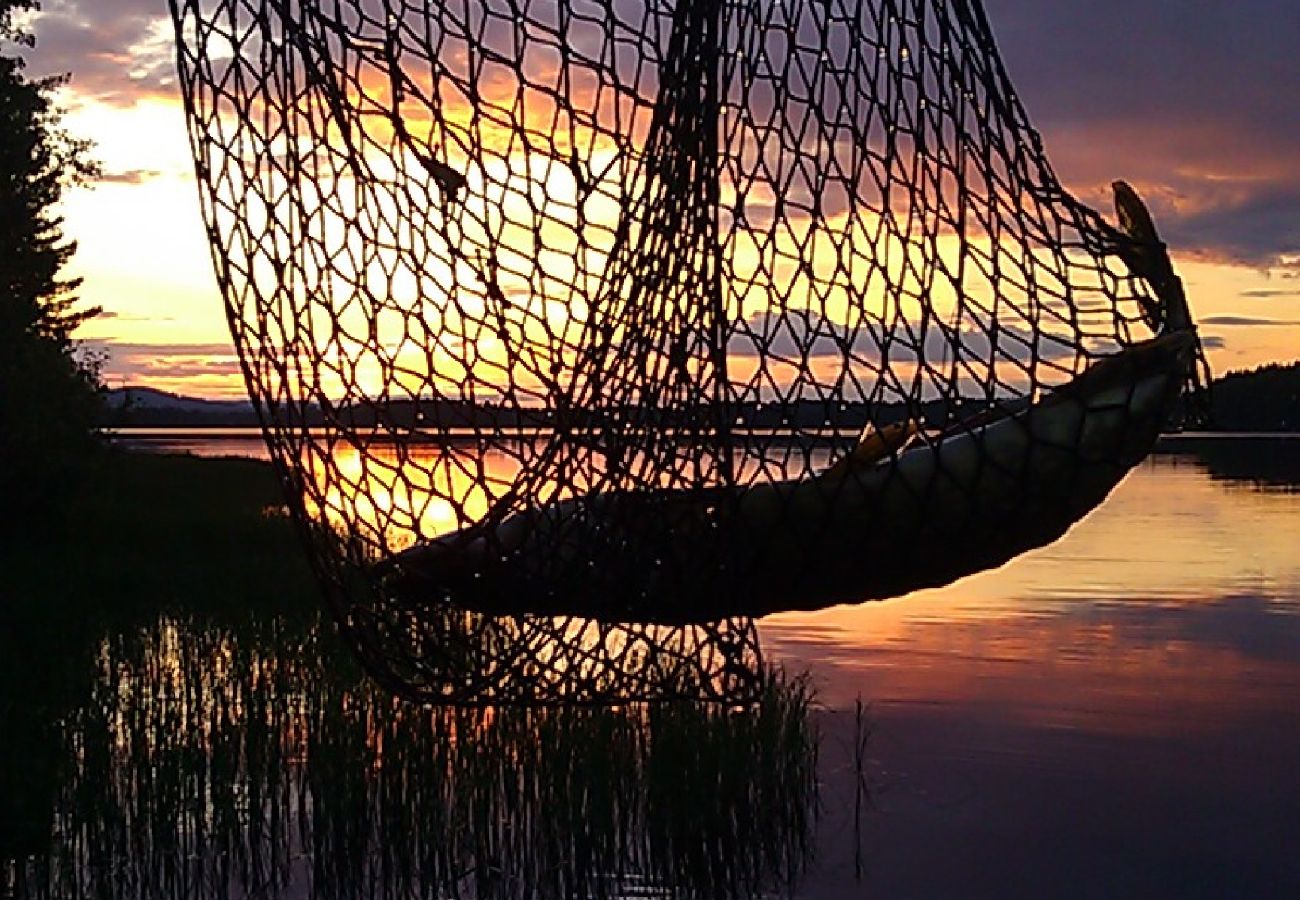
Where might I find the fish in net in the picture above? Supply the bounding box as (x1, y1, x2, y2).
(168, 0, 1209, 703)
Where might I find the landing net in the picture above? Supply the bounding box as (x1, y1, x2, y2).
(170, 0, 1205, 703)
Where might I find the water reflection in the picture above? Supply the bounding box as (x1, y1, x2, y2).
(1, 605, 818, 900)
(759, 438, 1300, 898)
(32, 436, 1300, 896)
(1158, 434, 1300, 491)
(759, 438, 1300, 711)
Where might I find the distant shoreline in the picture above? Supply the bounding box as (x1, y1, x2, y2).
(103, 358, 1300, 435)
(105, 426, 1300, 445)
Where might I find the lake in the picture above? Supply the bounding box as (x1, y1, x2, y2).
(4, 435, 1298, 898)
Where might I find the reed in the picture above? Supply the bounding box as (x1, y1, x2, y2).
(3, 453, 822, 899)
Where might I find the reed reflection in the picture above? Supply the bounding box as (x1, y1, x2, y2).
(2, 606, 819, 900)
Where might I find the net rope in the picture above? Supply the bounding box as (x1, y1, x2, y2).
(169, 0, 1206, 703)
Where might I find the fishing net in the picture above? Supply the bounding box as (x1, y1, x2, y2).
(169, 0, 1207, 703)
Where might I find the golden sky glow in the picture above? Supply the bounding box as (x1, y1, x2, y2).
(27, 2, 1300, 399)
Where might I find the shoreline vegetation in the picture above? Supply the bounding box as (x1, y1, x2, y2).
(1, 0, 104, 518)
(1, 448, 822, 899)
(102, 359, 1300, 433)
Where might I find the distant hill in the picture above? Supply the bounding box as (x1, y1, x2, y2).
(1209, 360, 1300, 432)
(102, 360, 1300, 433)
(103, 387, 260, 427)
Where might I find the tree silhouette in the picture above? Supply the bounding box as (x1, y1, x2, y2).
(0, 0, 102, 522)
(1210, 361, 1300, 432)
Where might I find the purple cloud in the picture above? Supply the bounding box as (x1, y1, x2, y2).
(85, 339, 243, 388)
(984, 0, 1300, 268)
(97, 167, 162, 184)
(28, 0, 174, 102)
(25, 0, 1300, 271)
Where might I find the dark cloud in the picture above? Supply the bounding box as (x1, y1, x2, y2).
(98, 168, 162, 184)
(1167, 184, 1300, 270)
(1200, 335, 1228, 350)
(727, 310, 1075, 366)
(97, 340, 237, 357)
(95, 312, 175, 323)
(728, 309, 878, 361)
(1240, 289, 1300, 299)
(985, 0, 1300, 268)
(1200, 316, 1300, 327)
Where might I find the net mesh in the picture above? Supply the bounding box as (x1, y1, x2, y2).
(169, 0, 1205, 703)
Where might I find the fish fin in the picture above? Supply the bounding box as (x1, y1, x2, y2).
(1112, 181, 1180, 333)
(1113, 180, 1160, 246)
(824, 420, 919, 479)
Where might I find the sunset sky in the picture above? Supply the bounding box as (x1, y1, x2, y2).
(23, 0, 1300, 398)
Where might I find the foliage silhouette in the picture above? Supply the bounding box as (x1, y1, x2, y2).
(1209, 360, 1300, 432)
(0, 0, 102, 525)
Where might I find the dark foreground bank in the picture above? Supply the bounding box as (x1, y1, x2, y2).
(5, 451, 315, 616)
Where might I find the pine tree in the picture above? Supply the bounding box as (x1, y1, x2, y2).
(0, 0, 103, 519)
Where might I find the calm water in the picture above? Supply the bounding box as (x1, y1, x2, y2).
(6, 436, 1300, 898)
